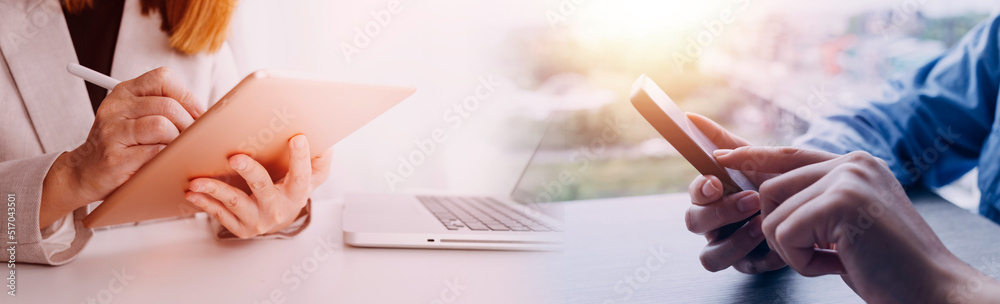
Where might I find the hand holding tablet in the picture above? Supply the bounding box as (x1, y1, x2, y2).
(82, 70, 415, 228)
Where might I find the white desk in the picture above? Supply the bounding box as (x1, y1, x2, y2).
(13, 199, 559, 304)
(13, 189, 1000, 303)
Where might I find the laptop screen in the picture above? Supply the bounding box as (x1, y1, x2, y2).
(507, 110, 572, 219)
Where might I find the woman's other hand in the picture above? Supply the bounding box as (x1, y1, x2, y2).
(185, 135, 333, 238)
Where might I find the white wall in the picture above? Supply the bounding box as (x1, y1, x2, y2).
(227, 0, 563, 198)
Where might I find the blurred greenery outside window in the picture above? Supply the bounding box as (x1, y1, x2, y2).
(511, 4, 989, 202)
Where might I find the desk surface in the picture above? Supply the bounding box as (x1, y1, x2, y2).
(14, 199, 559, 304)
(13, 189, 1000, 303)
(555, 188, 1000, 303)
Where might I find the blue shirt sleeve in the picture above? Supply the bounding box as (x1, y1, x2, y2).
(795, 15, 999, 189)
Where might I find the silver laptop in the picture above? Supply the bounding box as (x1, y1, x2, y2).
(343, 113, 565, 251)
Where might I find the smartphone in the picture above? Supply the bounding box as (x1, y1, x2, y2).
(629, 74, 762, 241)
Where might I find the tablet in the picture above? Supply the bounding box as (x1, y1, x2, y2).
(83, 70, 415, 228)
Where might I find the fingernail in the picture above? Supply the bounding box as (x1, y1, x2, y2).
(714, 149, 733, 157)
(293, 136, 306, 150)
(190, 183, 205, 192)
(185, 193, 198, 204)
(231, 157, 247, 171)
(748, 221, 763, 238)
(701, 179, 720, 197)
(737, 193, 760, 213)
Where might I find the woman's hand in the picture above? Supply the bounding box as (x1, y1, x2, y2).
(716, 146, 1000, 303)
(41, 67, 205, 227)
(184, 135, 333, 238)
(683, 113, 787, 274)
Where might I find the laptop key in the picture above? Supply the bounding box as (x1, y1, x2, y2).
(508, 225, 531, 231)
(419, 195, 556, 233)
(485, 223, 510, 231)
(467, 223, 490, 231)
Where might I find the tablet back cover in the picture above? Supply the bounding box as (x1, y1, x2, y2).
(83, 71, 415, 228)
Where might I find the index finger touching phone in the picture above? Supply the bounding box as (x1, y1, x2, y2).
(629, 75, 756, 195)
(630, 75, 763, 242)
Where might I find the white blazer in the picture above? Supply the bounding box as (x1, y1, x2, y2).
(0, 0, 240, 265)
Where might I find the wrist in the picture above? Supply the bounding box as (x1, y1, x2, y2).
(39, 152, 88, 227)
(934, 255, 997, 304)
(269, 201, 309, 234)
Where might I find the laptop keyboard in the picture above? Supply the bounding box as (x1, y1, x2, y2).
(416, 196, 553, 232)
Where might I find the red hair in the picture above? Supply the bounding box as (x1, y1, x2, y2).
(63, 0, 237, 55)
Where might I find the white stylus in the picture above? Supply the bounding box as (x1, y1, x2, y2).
(67, 63, 121, 90)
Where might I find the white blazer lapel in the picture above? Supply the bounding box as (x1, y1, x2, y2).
(0, 0, 93, 153)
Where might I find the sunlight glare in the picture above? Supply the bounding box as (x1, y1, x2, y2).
(569, 0, 727, 44)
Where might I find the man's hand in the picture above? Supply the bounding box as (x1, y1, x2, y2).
(41, 67, 205, 227)
(684, 113, 786, 274)
(716, 146, 999, 303)
(184, 135, 333, 238)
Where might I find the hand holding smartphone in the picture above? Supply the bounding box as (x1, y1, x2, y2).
(629, 74, 761, 241)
